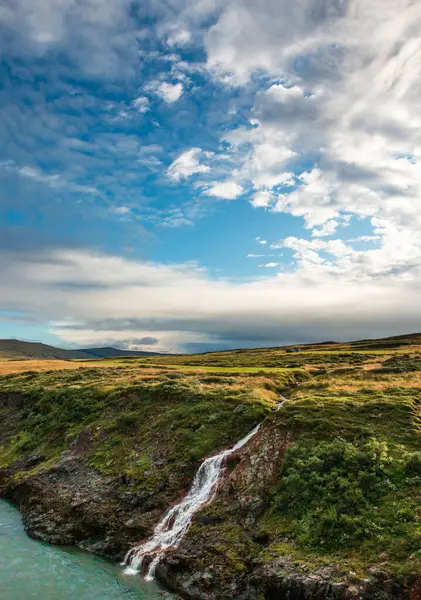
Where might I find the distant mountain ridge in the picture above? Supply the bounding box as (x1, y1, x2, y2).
(0, 339, 160, 360)
(2, 332, 421, 362)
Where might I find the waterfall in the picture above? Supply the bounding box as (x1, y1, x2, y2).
(123, 423, 261, 581)
(123, 395, 289, 581)
(275, 394, 289, 411)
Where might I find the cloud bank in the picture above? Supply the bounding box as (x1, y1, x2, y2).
(2, 247, 421, 353)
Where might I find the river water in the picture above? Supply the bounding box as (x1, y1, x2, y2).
(0, 500, 175, 600)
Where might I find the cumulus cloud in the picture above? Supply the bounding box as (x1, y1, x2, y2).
(156, 82, 183, 103)
(132, 96, 150, 113)
(206, 181, 244, 199)
(111, 206, 131, 216)
(271, 233, 420, 281)
(168, 148, 210, 180)
(247, 143, 296, 189)
(167, 28, 192, 47)
(203, 0, 421, 282)
(251, 190, 273, 208)
(222, 108, 297, 192)
(206, 0, 348, 84)
(312, 220, 340, 238)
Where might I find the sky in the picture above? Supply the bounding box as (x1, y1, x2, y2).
(1, 0, 421, 353)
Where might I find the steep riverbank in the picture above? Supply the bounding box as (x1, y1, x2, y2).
(1, 360, 421, 599)
(1, 414, 414, 600)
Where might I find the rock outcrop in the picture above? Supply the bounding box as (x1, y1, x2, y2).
(0, 419, 415, 600)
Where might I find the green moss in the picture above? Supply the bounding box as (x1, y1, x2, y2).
(185, 521, 259, 580)
(373, 354, 421, 373)
(0, 369, 283, 501)
(0, 430, 34, 467)
(85, 381, 271, 496)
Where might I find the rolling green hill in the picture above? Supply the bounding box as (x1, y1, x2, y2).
(0, 339, 159, 360)
(2, 333, 421, 597)
(2, 336, 421, 598)
(3, 332, 421, 363)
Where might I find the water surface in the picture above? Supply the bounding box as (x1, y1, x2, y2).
(0, 500, 174, 600)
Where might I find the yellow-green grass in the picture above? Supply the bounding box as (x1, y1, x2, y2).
(0, 359, 110, 375)
(79, 361, 301, 373)
(0, 365, 305, 499)
(3, 337, 421, 584)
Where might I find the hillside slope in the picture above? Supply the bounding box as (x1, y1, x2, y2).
(1, 340, 421, 599)
(124, 332, 421, 369)
(0, 339, 159, 360)
(2, 332, 421, 362)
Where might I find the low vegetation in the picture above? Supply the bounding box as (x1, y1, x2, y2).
(0, 366, 304, 497)
(252, 348, 421, 581)
(2, 333, 421, 587)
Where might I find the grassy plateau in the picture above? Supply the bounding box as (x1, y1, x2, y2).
(1, 332, 421, 590)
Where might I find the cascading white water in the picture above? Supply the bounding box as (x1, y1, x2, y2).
(275, 394, 289, 411)
(123, 423, 261, 581)
(124, 395, 290, 581)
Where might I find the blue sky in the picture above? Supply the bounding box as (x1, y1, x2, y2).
(1, 0, 421, 353)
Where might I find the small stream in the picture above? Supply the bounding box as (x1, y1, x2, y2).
(124, 423, 261, 579)
(125, 397, 287, 580)
(0, 500, 175, 600)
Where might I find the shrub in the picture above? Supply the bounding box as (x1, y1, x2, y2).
(275, 437, 393, 549)
(312, 368, 327, 376)
(405, 452, 421, 475)
(115, 411, 140, 430)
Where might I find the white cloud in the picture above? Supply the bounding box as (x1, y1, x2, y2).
(205, 0, 345, 84)
(222, 111, 297, 192)
(168, 148, 210, 180)
(4, 246, 421, 352)
(167, 28, 192, 47)
(256, 237, 267, 245)
(348, 236, 381, 243)
(199, 0, 421, 282)
(311, 220, 339, 238)
(206, 181, 244, 199)
(251, 190, 273, 208)
(271, 232, 421, 282)
(249, 143, 296, 188)
(0, 0, 138, 77)
(157, 82, 183, 103)
(132, 96, 149, 113)
(112, 205, 131, 215)
(259, 262, 278, 268)
(265, 84, 306, 103)
(247, 253, 265, 258)
(1, 161, 99, 195)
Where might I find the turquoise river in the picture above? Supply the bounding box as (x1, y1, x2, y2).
(0, 500, 175, 600)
